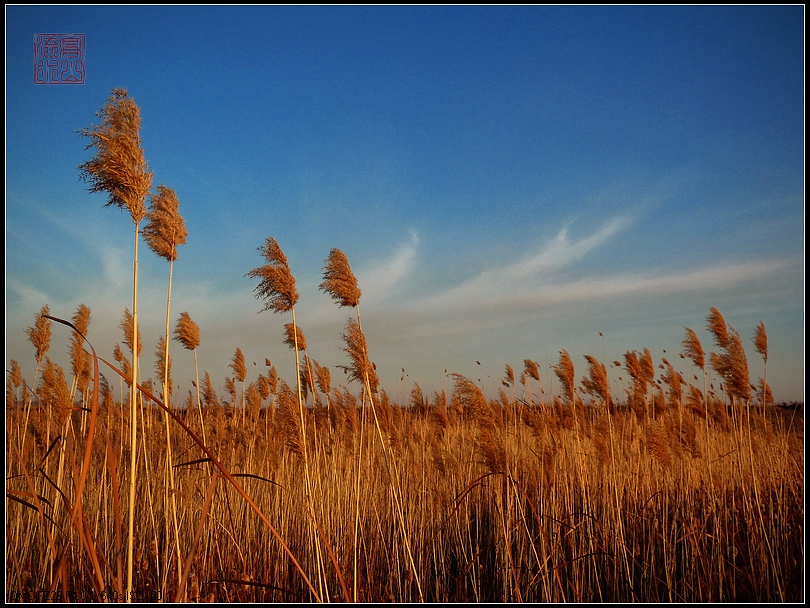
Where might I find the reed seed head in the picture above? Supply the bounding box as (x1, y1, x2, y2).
(38, 357, 72, 427)
(78, 88, 153, 224)
(340, 317, 378, 392)
(120, 307, 142, 356)
(142, 184, 187, 262)
(681, 327, 705, 370)
(503, 364, 514, 386)
(706, 306, 729, 350)
(283, 323, 306, 351)
(553, 350, 575, 402)
(753, 321, 768, 363)
(26, 305, 52, 365)
(154, 336, 173, 399)
(174, 312, 201, 351)
(246, 237, 299, 314)
(230, 347, 247, 382)
(320, 248, 361, 308)
(582, 354, 611, 406)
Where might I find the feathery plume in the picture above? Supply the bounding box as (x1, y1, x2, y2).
(174, 312, 201, 351)
(26, 305, 52, 365)
(409, 383, 426, 410)
(681, 327, 705, 370)
(582, 355, 611, 406)
(201, 371, 218, 408)
(230, 347, 247, 382)
(283, 323, 307, 352)
(503, 364, 515, 387)
(315, 361, 331, 396)
(639, 348, 655, 383)
(753, 321, 768, 364)
(553, 350, 575, 404)
(69, 303, 92, 388)
(523, 359, 540, 381)
(142, 184, 187, 262)
(120, 308, 142, 356)
(320, 248, 362, 308)
(38, 358, 72, 427)
(78, 88, 153, 223)
(340, 318, 378, 392)
(245, 237, 299, 314)
(711, 328, 751, 403)
(706, 306, 729, 350)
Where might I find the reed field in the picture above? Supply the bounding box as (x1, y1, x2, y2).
(4, 364, 805, 602)
(5, 88, 805, 603)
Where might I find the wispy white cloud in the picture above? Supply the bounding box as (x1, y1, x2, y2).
(355, 231, 420, 304)
(367, 217, 800, 341)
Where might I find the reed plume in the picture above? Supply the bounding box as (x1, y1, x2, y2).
(710, 327, 751, 404)
(409, 383, 426, 410)
(25, 305, 52, 365)
(21, 306, 53, 454)
(553, 350, 575, 405)
(153, 336, 172, 401)
(753, 321, 769, 406)
(113, 343, 132, 382)
(582, 354, 611, 407)
(8, 360, 23, 404)
(706, 306, 729, 350)
(503, 364, 515, 387)
(340, 318, 378, 393)
(523, 359, 540, 407)
(681, 327, 705, 370)
(68, 304, 92, 395)
(319, 248, 361, 308)
(174, 312, 201, 351)
(174, 312, 203, 427)
(230, 347, 247, 383)
(283, 323, 306, 352)
(201, 371, 218, 409)
(246, 237, 299, 314)
(38, 357, 73, 428)
(315, 361, 331, 397)
(524, 359, 540, 381)
(120, 307, 142, 356)
(753, 321, 768, 364)
(142, 185, 187, 262)
(78, 88, 152, 223)
(660, 360, 684, 409)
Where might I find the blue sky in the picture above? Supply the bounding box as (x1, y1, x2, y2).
(6, 6, 805, 405)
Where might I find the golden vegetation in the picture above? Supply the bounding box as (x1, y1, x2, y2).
(5, 88, 803, 604)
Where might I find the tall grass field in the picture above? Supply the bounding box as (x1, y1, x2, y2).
(5, 88, 804, 603)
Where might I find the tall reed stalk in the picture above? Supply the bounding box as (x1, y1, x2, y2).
(321, 248, 423, 601)
(79, 88, 153, 601)
(143, 183, 188, 586)
(247, 237, 327, 600)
